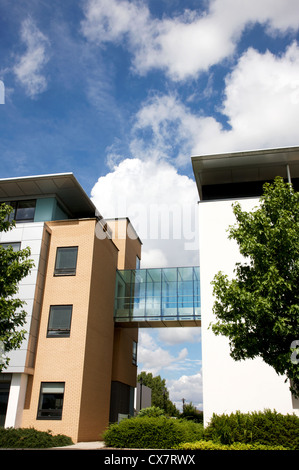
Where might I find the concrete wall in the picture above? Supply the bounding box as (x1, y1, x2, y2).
(198, 197, 299, 426)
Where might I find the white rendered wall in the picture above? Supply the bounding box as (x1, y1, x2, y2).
(4, 373, 28, 428)
(0, 222, 45, 373)
(198, 197, 299, 427)
(0, 223, 47, 427)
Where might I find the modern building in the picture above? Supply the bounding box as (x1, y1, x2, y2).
(2, 145, 296, 440)
(0, 172, 201, 441)
(192, 146, 299, 426)
(0, 173, 141, 442)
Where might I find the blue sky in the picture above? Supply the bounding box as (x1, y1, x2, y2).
(1, 0, 299, 410)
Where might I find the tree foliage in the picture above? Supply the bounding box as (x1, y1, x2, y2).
(211, 177, 299, 396)
(138, 371, 179, 416)
(0, 203, 34, 371)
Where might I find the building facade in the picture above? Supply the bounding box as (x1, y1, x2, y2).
(192, 146, 299, 426)
(0, 173, 141, 442)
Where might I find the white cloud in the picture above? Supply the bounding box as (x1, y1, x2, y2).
(90, 39, 299, 271)
(167, 372, 203, 410)
(216, 42, 299, 152)
(91, 158, 199, 268)
(158, 327, 201, 346)
(137, 331, 188, 376)
(13, 18, 49, 97)
(128, 42, 299, 163)
(81, 0, 299, 81)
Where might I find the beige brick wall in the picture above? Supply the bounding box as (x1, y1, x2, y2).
(21, 217, 141, 443)
(22, 219, 118, 442)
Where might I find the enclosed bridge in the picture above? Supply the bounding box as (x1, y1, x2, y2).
(114, 266, 201, 327)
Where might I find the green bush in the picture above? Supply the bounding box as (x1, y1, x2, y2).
(175, 440, 288, 451)
(136, 406, 165, 418)
(204, 409, 299, 450)
(0, 427, 73, 448)
(103, 417, 204, 449)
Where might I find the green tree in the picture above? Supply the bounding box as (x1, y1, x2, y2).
(211, 177, 299, 397)
(180, 401, 203, 423)
(0, 203, 34, 371)
(138, 371, 179, 416)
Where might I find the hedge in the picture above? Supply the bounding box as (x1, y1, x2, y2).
(103, 417, 204, 449)
(0, 427, 73, 448)
(203, 409, 299, 450)
(103, 409, 299, 450)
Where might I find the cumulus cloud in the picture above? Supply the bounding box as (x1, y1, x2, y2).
(13, 18, 50, 97)
(216, 42, 299, 152)
(91, 158, 199, 267)
(128, 42, 299, 165)
(167, 372, 203, 410)
(137, 331, 189, 376)
(81, 0, 299, 81)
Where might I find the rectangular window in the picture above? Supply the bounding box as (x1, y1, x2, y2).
(37, 382, 65, 420)
(132, 341, 137, 366)
(0, 242, 21, 252)
(54, 246, 78, 276)
(47, 305, 72, 337)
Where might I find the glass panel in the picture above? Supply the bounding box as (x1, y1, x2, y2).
(38, 382, 64, 419)
(132, 341, 137, 365)
(162, 268, 177, 319)
(114, 267, 201, 323)
(55, 247, 78, 275)
(15, 200, 36, 222)
(0, 382, 10, 427)
(47, 305, 72, 336)
(5, 202, 16, 222)
(0, 242, 21, 252)
(145, 269, 161, 318)
(132, 270, 146, 319)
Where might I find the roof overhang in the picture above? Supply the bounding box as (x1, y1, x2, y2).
(0, 173, 96, 218)
(192, 146, 299, 200)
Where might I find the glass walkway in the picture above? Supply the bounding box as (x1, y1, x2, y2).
(114, 266, 201, 327)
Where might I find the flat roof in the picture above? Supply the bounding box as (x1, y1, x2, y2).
(192, 146, 299, 199)
(0, 173, 96, 218)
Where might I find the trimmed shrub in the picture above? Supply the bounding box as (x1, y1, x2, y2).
(204, 409, 299, 450)
(103, 417, 204, 449)
(175, 440, 288, 451)
(0, 427, 73, 448)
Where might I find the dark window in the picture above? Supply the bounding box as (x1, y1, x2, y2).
(132, 341, 137, 365)
(0, 380, 11, 427)
(47, 305, 72, 337)
(54, 247, 78, 276)
(7, 200, 36, 222)
(37, 382, 65, 420)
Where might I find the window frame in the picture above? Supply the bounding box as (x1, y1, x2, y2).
(0, 242, 21, 252)
(6, 200, 36, 223)
(47, 305, 73, 338)
(54, 246, 78, 276)
(37, 382, 65, 420)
